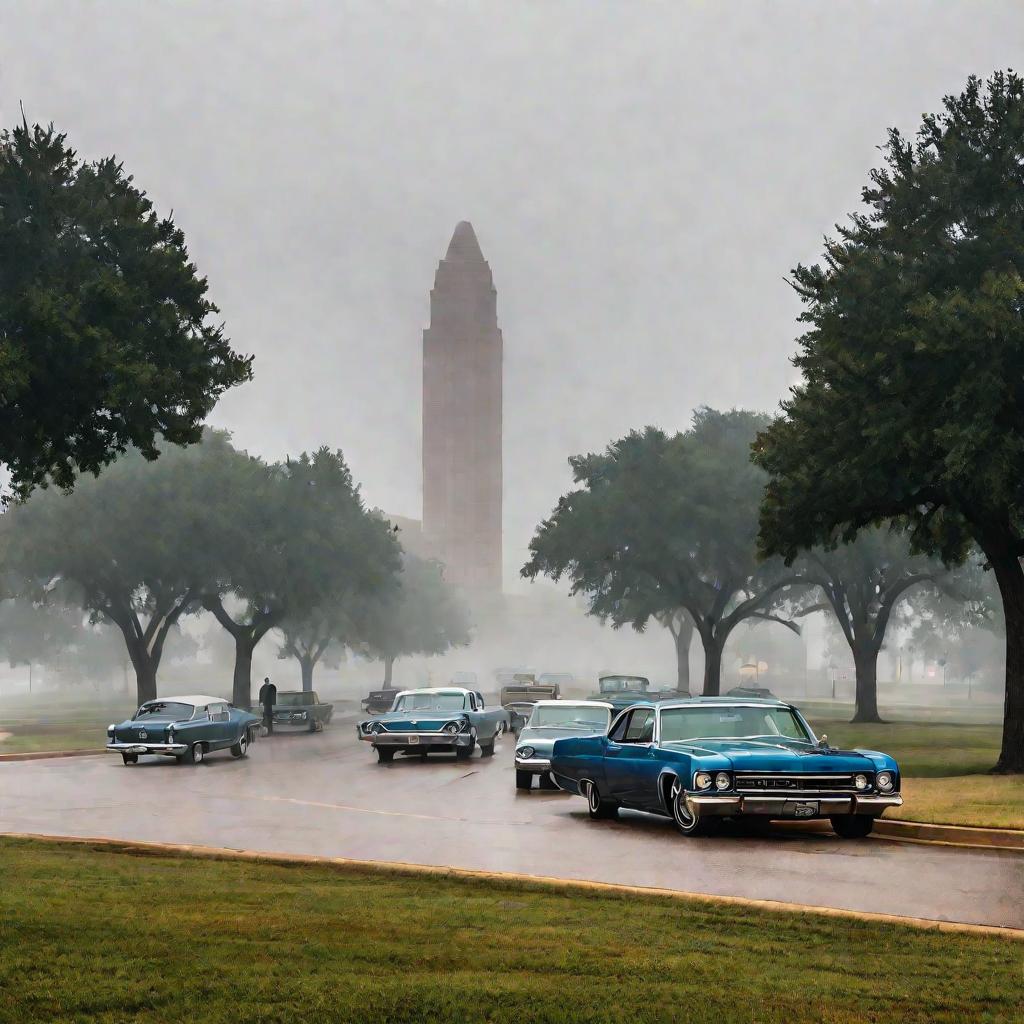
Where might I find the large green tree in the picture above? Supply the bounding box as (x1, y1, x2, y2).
(754, 71, 1024, 771)
(202, 448, 401, 707)
(0, 121, 251, 497)
(524, 410, 805, 695)
(358, 553, 471, 687)
(0, 432, 248, 703)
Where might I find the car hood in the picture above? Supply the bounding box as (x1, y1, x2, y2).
(662, 738, 888, 773)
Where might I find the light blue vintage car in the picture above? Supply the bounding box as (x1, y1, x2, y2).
(550, 697, 902, 838)
(357, 686, 510, 763)
(106, 695, 262, 766)
(514, 700, 613, 790)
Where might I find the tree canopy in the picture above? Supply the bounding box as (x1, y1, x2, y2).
(0, 431, 250, 703)
(201, 448, 402, 706)
(524, 409, 805, 694)
(0, 120, 251, 498)
(753, 71, 1024, 771)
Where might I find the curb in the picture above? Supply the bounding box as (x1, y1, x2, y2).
(4, 831, 1022, 940)
(0, 748, 105, 762)
(878, 818, 1024, 851)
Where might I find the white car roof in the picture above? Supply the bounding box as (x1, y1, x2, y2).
(531, 699, 612, 710)
(143, 695, 227, 706)
(394, 687, 472, 698)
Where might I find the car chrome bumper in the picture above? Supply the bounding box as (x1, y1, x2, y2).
(359, 731, 474, 747)
(686, 793, 904, 817)
(106, 742, 187, 756)
(515, 757, 552, 772)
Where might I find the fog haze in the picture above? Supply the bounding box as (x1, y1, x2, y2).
(5, 1, 1023, 583)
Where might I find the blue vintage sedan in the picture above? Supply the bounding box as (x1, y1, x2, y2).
(550, 697, 902, 838)
(107, 695, 262, 766)
(357, 687, 510, 762)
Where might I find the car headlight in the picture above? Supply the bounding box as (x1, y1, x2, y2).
(694, 771, 713, 790)
(517, 746, 535, 759)
(714, 771, 731, 791)
(444, 722, 460, 735)
(370, 722, 383, 735)
(107, 724, 115, 736)
(876, 771, 895, 793)
(854, 773, 869, 791)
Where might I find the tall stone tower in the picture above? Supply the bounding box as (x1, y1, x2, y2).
(422, 221, 503, 592)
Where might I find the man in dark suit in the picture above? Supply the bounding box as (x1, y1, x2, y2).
(258, 677, 277, 735)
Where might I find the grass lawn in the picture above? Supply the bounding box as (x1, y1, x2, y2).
(0, 706, 113, 754)
(0, 839, 1021, 1024)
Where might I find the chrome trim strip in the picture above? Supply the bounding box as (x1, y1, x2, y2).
(106, 742, 187, 754)
(514, 757, 551, 770)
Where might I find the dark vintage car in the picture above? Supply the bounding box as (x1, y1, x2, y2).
(272, 690, 333, 731)
(499, 672, 560, 707)
(357, 687, 509, 762)
(514, 700, 613, 790)
(106, 695, 261, 765)
(586, 675, 688, 712)
(726, 685, 776, 699)
(362, 686, 400, 715)
(550, 697, 902, 838)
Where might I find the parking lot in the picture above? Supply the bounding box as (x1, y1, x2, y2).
(1, 722, 1021, 929)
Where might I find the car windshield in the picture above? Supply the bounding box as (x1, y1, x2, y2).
(394, 692, 468, 712)
(600, 677, 649, 692)
(529, 705, 611, 730)
(276, 692, 314, 707)
(133, 701, 194, 722)
(659, 706, 810, 742)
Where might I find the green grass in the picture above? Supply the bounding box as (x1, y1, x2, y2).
(0, 703, 116, 753)
(807, 720, 1002, 777)
(0, 839, 1021, 1024)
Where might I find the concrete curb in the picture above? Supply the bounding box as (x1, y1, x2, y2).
(878, 818, 1024, 851)
(3, 831, 1021, 940)
(0, 748, 105, 762)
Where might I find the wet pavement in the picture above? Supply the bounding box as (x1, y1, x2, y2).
(1, 725, 1021, 929)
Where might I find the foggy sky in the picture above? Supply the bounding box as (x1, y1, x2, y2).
(5, 2, 1023, 586)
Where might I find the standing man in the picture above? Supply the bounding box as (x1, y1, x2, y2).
(259, 676, 277, 735)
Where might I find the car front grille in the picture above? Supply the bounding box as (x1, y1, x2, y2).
(733, 772, 871, 793)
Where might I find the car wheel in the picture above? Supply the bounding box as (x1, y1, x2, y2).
(230, 731, 248, 758)
(585, 780, 619, 820)
(182, 742, 204, 765)
(121, 753, 138, 765)
(376, 747, 395, 763)
(670, 781, 717, 837)
(456, 742, 474, 760)
(830, 814, 875, 839)
(516, 770, 533, 791)
(480, 737, 496, 757)
(538, 772, 559, 790)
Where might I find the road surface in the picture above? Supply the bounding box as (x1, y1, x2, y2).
(1, 724, 1020, 929)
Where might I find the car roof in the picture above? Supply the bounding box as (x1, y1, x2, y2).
(143, 695, 226, 706)
(531, 699, 612, 709)
(276, 690, 315, 697)
(394, 687, 471, 698)
(655, 696, 791, 711)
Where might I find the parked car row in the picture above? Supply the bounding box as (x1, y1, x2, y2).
(106, 690, 334, 765)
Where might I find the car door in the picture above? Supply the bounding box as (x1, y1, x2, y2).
(605, 707, 657, 806)
(208, 702, 232, 748)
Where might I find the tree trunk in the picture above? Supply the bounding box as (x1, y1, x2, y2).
(232, 637, 255, 710)
(673, 620, 693, 693)
(300, 655, 315, 692)
(851, 645, 882, 723)
(135, 661, 158, 705)
(701, 639, 723, 696)
(383, 655, 395, 687)
(990, 555, 1024, 773)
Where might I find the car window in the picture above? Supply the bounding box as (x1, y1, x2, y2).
(623, 708, 654, 743)
(134, 701, 194, 722)
(210, 704, 229, 722)
(608, 710, 633, 742)
(192, 705, 209, 720)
